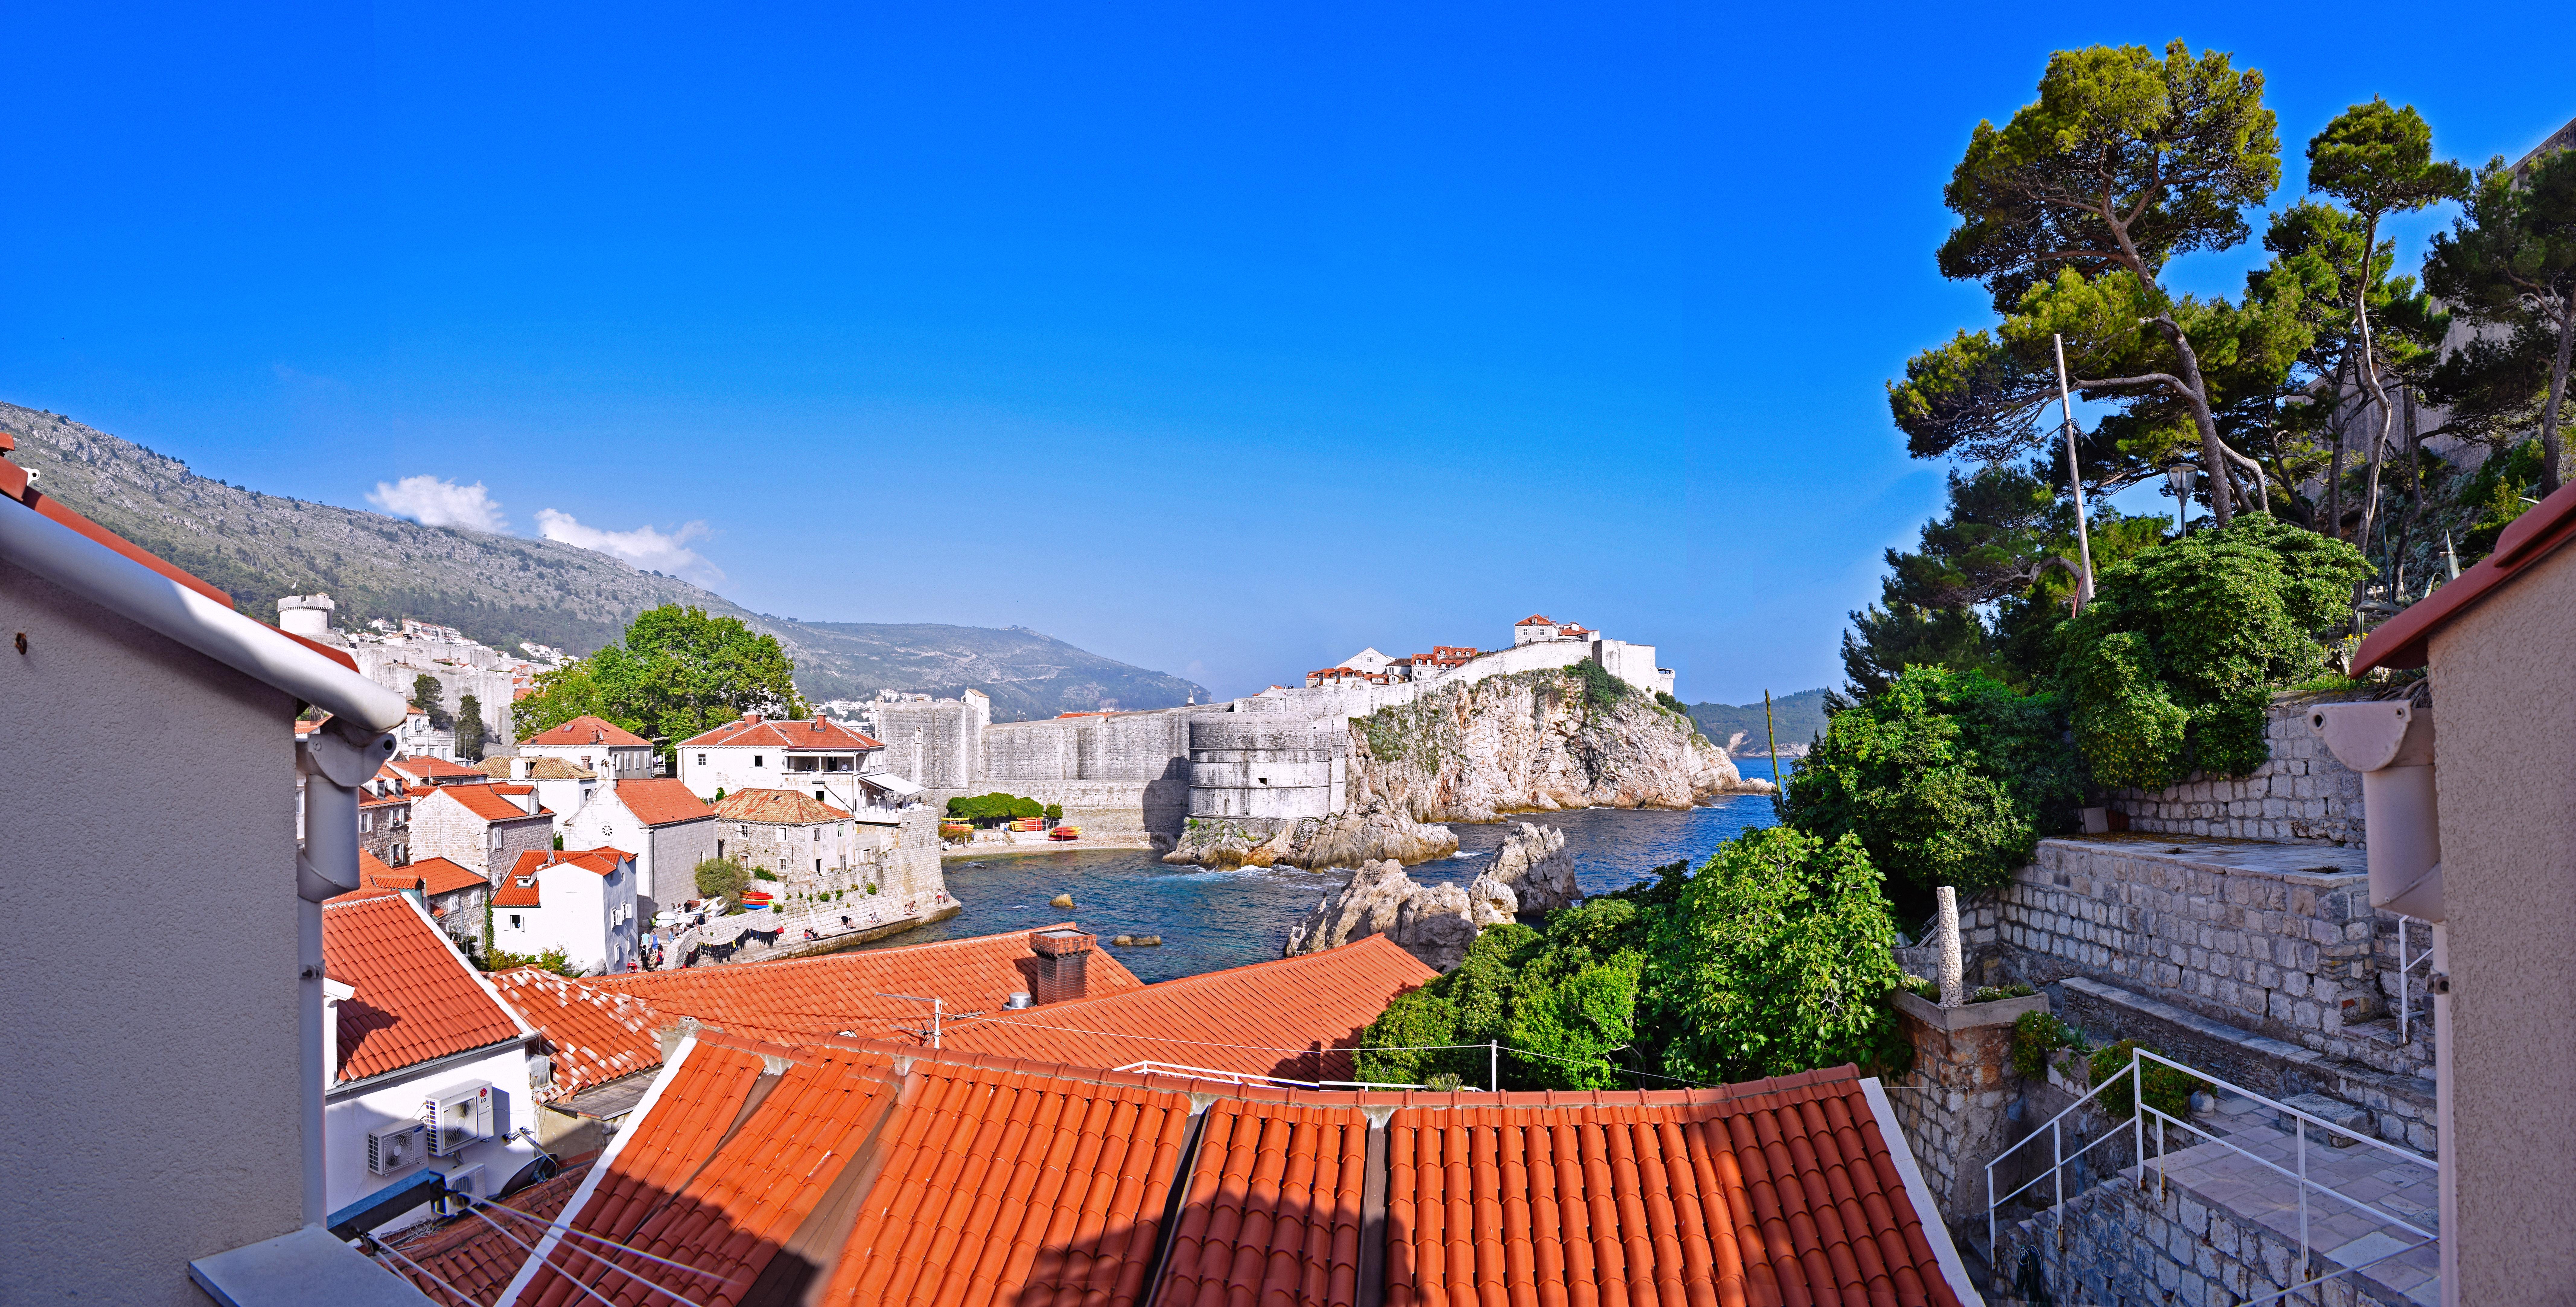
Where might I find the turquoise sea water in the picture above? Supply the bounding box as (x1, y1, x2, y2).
(872, 757, 1794, 985)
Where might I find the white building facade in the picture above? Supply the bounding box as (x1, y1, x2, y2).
(491, 848, 641, 975)
(677, 712, 889, 813)
(562, 778, 717, 918)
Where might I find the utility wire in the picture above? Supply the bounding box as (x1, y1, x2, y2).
(475, 1197, 736, 1288)
(365, 1238, 491, 1307)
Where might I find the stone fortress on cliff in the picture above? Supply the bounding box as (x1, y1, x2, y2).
(857, 615, 1685, 850)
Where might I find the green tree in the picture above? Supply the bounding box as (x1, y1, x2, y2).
(517, 605, 805, 761)
(410, 673, 452, 729)
(1648, 827, 1904, 1084)
(454, 694, 486, 761)
(945, 793, 1045, 824)
(2426, 148, 2576, 495)
(1784, 667, 2086, 915)
(693, 857, 749, 907)
(1891, 41, 2290, 526)
(2301, 99, 2469, 546)
(2055, 516, 2369, 790)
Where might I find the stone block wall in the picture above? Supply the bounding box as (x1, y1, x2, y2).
(2107, 699, 2367, 845)
(1993, 1167, 2417, 1307)
(1887, 990, 2049, 1226)
(1997, 839, 2386, 1057)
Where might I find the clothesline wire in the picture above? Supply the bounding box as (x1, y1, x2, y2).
(947, 1012, 1717, 1088)
(365, 1238, 487, 1307)
(475, 1196, 737, 1287)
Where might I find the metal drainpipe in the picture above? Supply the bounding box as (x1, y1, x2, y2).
(295, 720, 398, 1226)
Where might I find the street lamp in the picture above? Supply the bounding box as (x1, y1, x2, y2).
(2165, 462, 2196, 531)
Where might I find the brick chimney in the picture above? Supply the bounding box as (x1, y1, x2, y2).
(1029, 929, 1095, 1005)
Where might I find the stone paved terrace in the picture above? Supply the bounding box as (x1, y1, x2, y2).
(1999, 1090, 2439, 1305)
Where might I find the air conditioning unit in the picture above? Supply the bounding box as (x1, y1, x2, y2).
(426, 1083, 495, 1157)
(445, 1165, 488, 1204)
(366, 1123, 424, 1175)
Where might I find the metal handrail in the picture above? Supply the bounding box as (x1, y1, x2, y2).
(1987, 1044, 2440, 1305)
(2396, 914, 2436, 1044)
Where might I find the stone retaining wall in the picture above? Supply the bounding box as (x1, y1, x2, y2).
(1993, 1168, 2417, 1307)
(1887, 990, 2048, 1226)
(2106, 698, 2368, 845)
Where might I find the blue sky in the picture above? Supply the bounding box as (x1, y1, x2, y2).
(6, 3, 2567, 704)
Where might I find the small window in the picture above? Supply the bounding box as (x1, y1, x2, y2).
(696, 753, 707, 766)
(509, 914, 522, 929)
(753, 755, 764, 767)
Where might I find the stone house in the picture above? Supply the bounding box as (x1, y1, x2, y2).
(711, 788, 908, 905)
(676, 712, 886, 814)
(410, 781, 555, 879)
(383, 754, 486, 788)
(356, 852, 491, 953)
(2, 429, 418, 1297)
(359, 789, 412, 865)
(479, 755, 600, 839)
(515, 714, 655, 779)
(562, 778, 716, 919)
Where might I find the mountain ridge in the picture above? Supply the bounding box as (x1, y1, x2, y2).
(0, 402, 1207, 721)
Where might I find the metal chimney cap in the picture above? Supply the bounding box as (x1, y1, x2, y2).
(1005, 992, 1032, 1009)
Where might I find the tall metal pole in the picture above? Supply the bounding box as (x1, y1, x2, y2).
(1490, 1041, 1498, 1093)
(1763, 691, 1783, 795)
(2054, 334, 2097, 607)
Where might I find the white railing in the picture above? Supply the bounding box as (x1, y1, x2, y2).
(1111, 1060, 1428, 1092)
(2394, 914, 2436, 1045)
(1986, 1046, 2438, 1306)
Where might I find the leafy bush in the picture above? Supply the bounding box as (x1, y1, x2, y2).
(1902, 975, 1939, 1000)
(2089, 1040, 2213, 1120)
(486, 945, 578, 977)
(751, 868, 779, 881)
(1650, 827, 1906, 1084)
(945, 792, 1044, 824)
(1782, 665, 2084, 912)
(2056, 517, 2369, 791)
(1971, 983, 2036, 1003)
(1567, 660, 1628, 713)
(1044, 803, 1064, 821)
(2012, 1011, 2076, 1079)
(693, 857, 748, 905)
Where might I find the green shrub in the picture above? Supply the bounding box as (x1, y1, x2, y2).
(2056, 518, 2370, 791)
(693, 857, 748, 904)
(1567, 660, 1628, 714)
(1043, 803, 1064, 821)
(1972, 983, 2036, 1003)
(2089, 1040, 2213, 1120)
(945, 792, 1044, 824)
(1782, 665, 2084, 912)
(751, 868, 779, 881)
(1902, 975, 1939, 1000)
(862, 883, 876, 895)
(2012, 1011, 2075, 1079)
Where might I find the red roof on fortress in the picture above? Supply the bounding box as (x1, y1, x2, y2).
(487, 1039, 1967, 1307)
(518, 714, 651, 749)
(322, 892, 525, 1082)
(1516, 614, 1558, 626)
(677, 712, 885, 751)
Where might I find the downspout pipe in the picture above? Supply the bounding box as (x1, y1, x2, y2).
(2308, 700, 2441, 920)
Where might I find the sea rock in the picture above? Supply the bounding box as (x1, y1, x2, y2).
(1049, 892, 1075, 909)
(1283, 859, 1484, 970)
(1349, 666, 1771, 822)
(1483, 822, 1580, 914)
(1163, 807, 1459, 870)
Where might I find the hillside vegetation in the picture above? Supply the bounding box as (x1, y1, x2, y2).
(1686, 688, 1830, 756)
(2, 402, 1205, 721)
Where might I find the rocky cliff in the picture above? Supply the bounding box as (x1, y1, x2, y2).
(1164, 808, 1459, 871)
(1281, 822, 1581, 969)
(1352, 666, 1765, 823)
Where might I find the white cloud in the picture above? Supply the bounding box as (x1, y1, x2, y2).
(535, 509, 726, 587)
(367, 476, 510, 532)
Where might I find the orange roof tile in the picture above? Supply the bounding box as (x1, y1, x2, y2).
(714, 788, 853, 825)
(511, 1035, 904, 1307)
(1381, 1068, 1963, 1307)
(389, 757, 489, 783)
(1159, 1097, 1369, 1307)
(677, 713, 885, 751)
(936, 934, 1437, 1081)
(1516, 614, 1557, 625)
(385, 1161, 593, 1305)
(609, 778, 715, 827)
(518, 715, 653, 750)
(508, 848, 634, 880)
(581, 923, 1146, 1043)
(426, 784, 551, 824)
(323, 893, 527, 1082)
(489, 971, 665, 1101)
(360, 854, 488, 897)
(494, 874, 543, 908)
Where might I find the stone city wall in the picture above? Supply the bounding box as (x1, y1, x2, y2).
(2106, 699, 2368, 845)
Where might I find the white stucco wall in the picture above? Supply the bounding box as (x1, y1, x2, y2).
(493, 860, 638, 975)
(323, 1042, 539, 1236)
(562, 790, 714, 919)
(2, 556, 312, 1304)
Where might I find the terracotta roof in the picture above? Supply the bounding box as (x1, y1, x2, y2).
(428, 784, 551, 824)
(389, 757, 489, 783)
(2356, 476, 2576, 672)
(385, 1161, 594, 1305)
(359, 853, 488, 897)
(1516, 614, 1558, 625)
(509, 1036, 905, 1307)
(509, 847, 634, 881)
(359, 790, 413, 809)
(498, 1046, 1972, 1307)
(581, 923, 1147, 1043)
(489, 970, 665, 1100)
(1382, 1068, 1964, 1307)
(609, 778, 714, 827)
(1160, 1096, 1370, 1307)
(676, 713, 885, 751)
(518, 715, 653, 750)
(323, 893, 527, 1082)
(937, 934, 1437, 1080)
(479, 756, 596, 780)
(714, 788, 855, 826)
